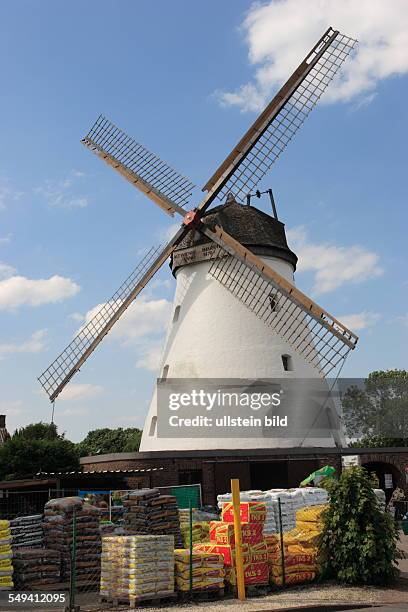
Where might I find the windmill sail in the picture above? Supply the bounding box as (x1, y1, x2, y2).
(204, 225, 358, 376)
(38, 228, 187, 402)
(82, 116, 196, 216)
(201, 28, 357, 206)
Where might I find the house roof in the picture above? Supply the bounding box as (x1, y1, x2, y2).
(172, 197, 297, 272)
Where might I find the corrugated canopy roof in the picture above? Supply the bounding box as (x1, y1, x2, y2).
(34, 468, 164, 477)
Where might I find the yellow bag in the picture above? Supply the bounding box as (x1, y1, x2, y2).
(0, 560, 11, 570)
(271, 571, 315, 586)
(296, 504, 328, 523)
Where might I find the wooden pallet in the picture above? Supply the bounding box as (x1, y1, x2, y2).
(100, 591, 177, 608)
(177, 587, 224, 602)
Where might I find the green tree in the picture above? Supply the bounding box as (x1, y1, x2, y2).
(13, 422, 59, 440)
(343, 370, 408, 446)
(0, 422, 79, 480)
(76, 428, 142, 456)
(321, 466, 400, 585)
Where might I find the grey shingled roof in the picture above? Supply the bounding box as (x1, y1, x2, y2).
(172, 198, 297, 271)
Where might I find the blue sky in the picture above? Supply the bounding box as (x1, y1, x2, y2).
(0, 0, 407, 441)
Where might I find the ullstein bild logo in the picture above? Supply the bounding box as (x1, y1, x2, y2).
(156, 378, 348, 439)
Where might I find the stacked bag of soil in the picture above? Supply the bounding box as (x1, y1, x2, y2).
(100, 535, 174, 601)
(180, 521, 209, 548)
(10, 515, 43, 550)
(122, 489, 182, 547)
(13, 548, 60, 589)
(195, 502, 269, 588)
(174, 549, 224, 592)
(266, 503, 327, 586)
(43, 496, 101, 582)
(0, 520, 13, 590)
(300, 487, 329, 507)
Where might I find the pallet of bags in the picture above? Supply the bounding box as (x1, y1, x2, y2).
(180, 521, 210, 548)
(221, 502, 268, 588)
(295, 504, 327, 539)
(122, 489, 183, 547)
(13, 548, 60, 589)
(43, 497, 101, 581)
(0, 520, 13, 590)
(10, 515, 43, 550)
(174, 549, 224, 592)
(300, 487, 329, 507)
(194, 502, 269, 588)
(266, 524, 321, 588)
(100, 535, 175, 603)
(217, 490, 295, 534)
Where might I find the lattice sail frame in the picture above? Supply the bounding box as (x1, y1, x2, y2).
(208, 249, 355, 376)
(38, 242, 172, 401)
(39, 27, 359, 402)
(203, 29, 357, 204)
(83, 116, 195, 215)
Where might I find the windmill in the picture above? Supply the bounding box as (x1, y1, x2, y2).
(39, 27, 358, 451)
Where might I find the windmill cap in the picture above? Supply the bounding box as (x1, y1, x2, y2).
(171, 196, 298, 274)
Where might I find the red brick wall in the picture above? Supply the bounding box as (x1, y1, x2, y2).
(81, 450, 408, 505)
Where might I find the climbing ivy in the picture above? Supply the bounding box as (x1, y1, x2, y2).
(320, 466, 400, 585)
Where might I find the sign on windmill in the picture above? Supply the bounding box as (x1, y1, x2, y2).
(38, 27, 359, 452)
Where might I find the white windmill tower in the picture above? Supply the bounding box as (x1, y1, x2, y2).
(39, 28, 358, 452)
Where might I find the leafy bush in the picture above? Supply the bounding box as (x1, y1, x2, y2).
(321, 466, 400, 585)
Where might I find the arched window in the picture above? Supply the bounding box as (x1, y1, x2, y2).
(281, 354, 294, 372)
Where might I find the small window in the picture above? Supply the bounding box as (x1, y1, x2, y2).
(173, 305, 181, 323)
(149, 416, 157, 437)
(282, 354, 294, 372)
(162, 364, 169, 380)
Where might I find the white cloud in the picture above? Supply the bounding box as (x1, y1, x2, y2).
(135, 344, 163, 372)
(58, 406, 90, 417)
(338, 311, 380, 331)
(0, 271, 80, 310)
(0, 180, 24, 211)
(0, 400, 26, 416)
(0, 234, 12, 245)
(157, 222, 182, 243)
(69, 312, 85, 322)
(75, 295, 172, 372)
(58, 383, 103, 402)
(0, 262, 16, 280)
(78, 295, 172, 345)
(392, 313, 408, 328)
(287, 226, 382, 294)
(217, 0, 408, 112)
(0, 330, 47, 360)
(35, 171, 88, 209)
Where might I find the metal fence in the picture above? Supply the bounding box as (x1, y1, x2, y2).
(0, 485, 203, 611)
